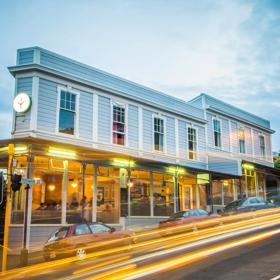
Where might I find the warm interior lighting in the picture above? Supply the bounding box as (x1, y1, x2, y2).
(242, 163, 255, 170)
(0, 147, 8, 152)
(71, 182, 78, 188)
(48, 147, 76, 159)
(168, 167, 185, 174)
(223, 181, 229, 187)
(238, 129, 245, 138)
(48, 185, 55, 191)
(127, 181, 133, 188)
(113, 159, 135, 166)
(15, 146, 28, 153)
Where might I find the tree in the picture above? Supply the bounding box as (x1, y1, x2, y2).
(275, 157, 280, 169)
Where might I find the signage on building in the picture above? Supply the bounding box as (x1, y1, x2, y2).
(13, 93, 32, 113)
(21, 178, 41, 186)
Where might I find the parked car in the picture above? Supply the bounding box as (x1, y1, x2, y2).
(221, 197, 276, 216)
(266, 196, 280, 207)
(159, 209, 220, 230)
(43, 222, 135, 260)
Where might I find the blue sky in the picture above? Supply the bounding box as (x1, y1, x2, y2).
(0, 0, 279, 150)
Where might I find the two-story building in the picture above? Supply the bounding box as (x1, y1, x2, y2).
(0, 47, 279, 253)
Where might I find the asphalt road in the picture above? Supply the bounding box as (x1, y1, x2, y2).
(2, 211, 280, 280)
(143, 229, 280, 280)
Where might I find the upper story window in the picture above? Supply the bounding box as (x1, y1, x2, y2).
(239, 128, 246, 154)
(213, 119, 221, 148)
(113, 104, 125, 145)
(259, 135, 265, 157)
(188, 127, 197, 160)
(59, 91, 76, 135)
(154, 117, 164, 152)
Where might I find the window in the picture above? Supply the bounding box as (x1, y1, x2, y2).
(259, 135, 265, 157)
(75, 224, 91, 235)
(59, 91, 76, 135)
(89, 224, 111, 233)
(113, 104, 125, 145)
(239, 128, 246, 154)
(188, 127, 197, 160)
(213, 119, 221, 148)
(154, 117, 164, 151)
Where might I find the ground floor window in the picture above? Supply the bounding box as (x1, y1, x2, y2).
(153, 172, 174, 216)
(97, 166, 120, 224)
(130, 170, 151, 216)
(32, 156, 64, 224)
(179, 175, 198, 210)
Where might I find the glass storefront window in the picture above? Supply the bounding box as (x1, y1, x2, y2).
(246, 170, 256, 197)
(179, 175, 198, 210)
(153, 173, 174, 216)
(212, 180, 222, 205)
(67, 162, 93, 223)
(97, 166, 120, 224)
(32, 157, 63, 224)
(223, 180, 234, 205)
(130, 170, 151, 216)
(257, 172, 265, 198)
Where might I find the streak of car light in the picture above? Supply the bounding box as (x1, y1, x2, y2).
(109, 228, 280, 280)
(66, 218, 280, 280)
(1, 210, 280, 280)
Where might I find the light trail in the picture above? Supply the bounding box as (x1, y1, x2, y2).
(1, 209, 280, 280)
(95, 228, 280, 280)
(68, 217, 280, 280)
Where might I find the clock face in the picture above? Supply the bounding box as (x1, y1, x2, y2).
(13, 93, 32, 113)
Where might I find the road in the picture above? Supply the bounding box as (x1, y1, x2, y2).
(1, 209, 280, 280)
(143, 227, 280, 280)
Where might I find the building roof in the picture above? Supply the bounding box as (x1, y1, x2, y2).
(189, 93, 274, 133)
(8, 47, 206, 123)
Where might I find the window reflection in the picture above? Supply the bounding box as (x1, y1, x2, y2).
(130, 170, 151, 216)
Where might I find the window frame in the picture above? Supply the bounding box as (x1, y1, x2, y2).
(187, 126, 198, 160)
(212, 118, 222, 149)
(56, 86, 80, 137)
(238, 127, 246, 154)
(153, 115, 166, 152)
(111, 101, 127, 146)
(259, 135, 266, 157)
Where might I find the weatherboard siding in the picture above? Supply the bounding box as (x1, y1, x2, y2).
(18, 49, 34, 65)
(15, 77, 33, 131)
(128, 105, 139, 149)
(37, 78, 58, 132)
(98, 95, 111, 144)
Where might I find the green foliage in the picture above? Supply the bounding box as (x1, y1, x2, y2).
(275, 157, 280, 169)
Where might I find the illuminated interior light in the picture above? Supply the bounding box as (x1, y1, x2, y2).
(48, 147, 76, 158)
(223, 181, 229, 187)
(127, 181, 133, 188)
(113, 159, 135, 166)
(48, 185, 55, 191)
(168, 167, 185, 174)
(242, 163, 255, 170)
(71, 182, 78, 188)
(15, 146, 28, 153)
(0, 147, 8, 152)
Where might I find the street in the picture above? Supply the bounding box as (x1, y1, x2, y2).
(1, 210, 280, 280)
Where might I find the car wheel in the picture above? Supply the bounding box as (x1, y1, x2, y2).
(76, 247, 87, 259)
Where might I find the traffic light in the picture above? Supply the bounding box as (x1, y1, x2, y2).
(11, 174, 22, 192)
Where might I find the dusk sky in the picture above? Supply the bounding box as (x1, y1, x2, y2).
(0, 0, 279, 150)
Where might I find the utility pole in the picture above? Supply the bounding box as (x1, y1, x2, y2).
(1, 144, 14, 272)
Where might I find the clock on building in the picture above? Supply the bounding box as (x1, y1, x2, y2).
(13, 93, 32, 113)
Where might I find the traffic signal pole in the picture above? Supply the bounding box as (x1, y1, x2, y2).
(1, 144, 14, 273)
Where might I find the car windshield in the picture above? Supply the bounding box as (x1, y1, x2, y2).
(170, 211, 188, 219)
(225, 199, 247, 208)
(48, 227, 69, 242)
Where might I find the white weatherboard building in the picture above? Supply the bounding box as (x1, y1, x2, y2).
(0, 47, 279, 253)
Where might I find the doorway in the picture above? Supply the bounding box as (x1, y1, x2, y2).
(181, 185, 193, 210)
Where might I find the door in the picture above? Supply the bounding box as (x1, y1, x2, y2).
(181, 185, 193, 210)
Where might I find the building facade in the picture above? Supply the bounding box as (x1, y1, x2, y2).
(0, 47, 279, 253)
